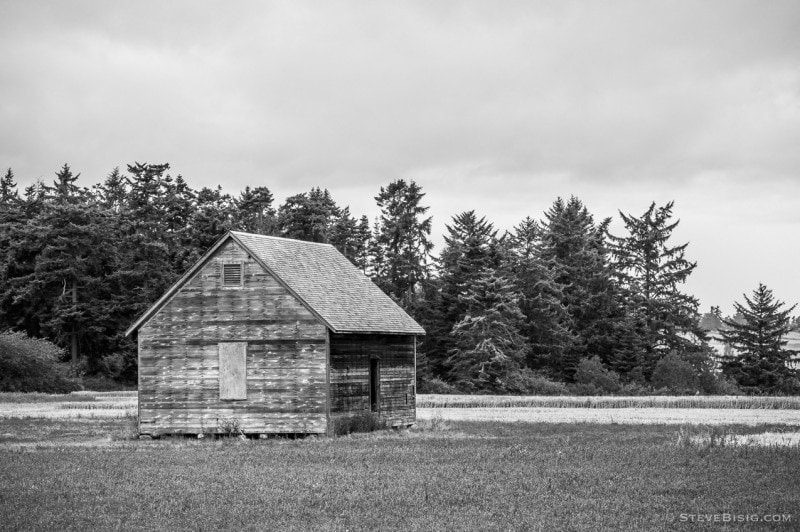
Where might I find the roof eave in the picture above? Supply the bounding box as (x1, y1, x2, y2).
(331, 328, 426, 336)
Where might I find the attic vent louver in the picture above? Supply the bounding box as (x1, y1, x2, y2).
(223, 263, 242, 287)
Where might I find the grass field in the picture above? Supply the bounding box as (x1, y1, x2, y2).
(1, 417, 798, 531)
(1, 393, 798, 530)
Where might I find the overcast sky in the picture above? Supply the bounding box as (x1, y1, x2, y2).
(2, 0, 799, 315)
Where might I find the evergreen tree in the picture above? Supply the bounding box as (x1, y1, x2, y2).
(22, 180, 47, 217)
(503, 217, 575, 373)
(538, 197, 621, 380)
(277, 188, 340, 243)
(190, 186, 236, 251)
(0, 169, 24, 336)
(45, 164, 84, 205)
(159, 174, 197, 269)
(608, 303, 648, 376)
(236, 186, 276, 235)
(422, 211, 498, 377)
(120, 163, 180, 312)
(609, 201, 705, 374)
(329, 207, 371, 270)
(1, 165, 118, 367)
(95, 167, 128, 213)
(719, 283, 798, 392)
(1, 168, 19, 204)
(125, 162, 172, 236)
(371, 179, 433, 306)
(33, 203, 119, 368)
(698, 306, 725, 331)
(355, 215, 372, 272)
(446, 269, 531, 393)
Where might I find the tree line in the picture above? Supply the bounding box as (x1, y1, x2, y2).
(1, 163, 797, 394)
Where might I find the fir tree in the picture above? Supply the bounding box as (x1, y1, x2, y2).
(0, 168, 19, 205)
(503, 217, 575, 373)
(719, 283, 798, 392)
(277, 188, 340, 243)
(34, 203, 118, 367)
(119, 163, 180, 311)
(94, 167, 128, 213)
(329, 207, 371, 270)
(538, 197, 621, 380)
(609, 201, 705, 373)
(125, 162, 172, 236)
(46, 164, 84, 205)
(191, 186, 236, 251)
(236, 186, 276, 234)
(608, 304, 648, 376)
(446, 270, 531, 393)
(1, 166, 118, 367)
(421, 211, 499, 378)
(371, 179, 433, 306)
(440, 210, 499, 294)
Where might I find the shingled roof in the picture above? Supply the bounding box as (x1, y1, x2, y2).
(125, 231, 424, 336)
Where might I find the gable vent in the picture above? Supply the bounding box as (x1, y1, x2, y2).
(223, 263, 242, 287)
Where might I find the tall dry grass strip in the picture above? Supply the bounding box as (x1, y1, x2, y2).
(0, 391, 137, 419)
(417, 394, 800, 409)
(417, 407, 800, 426)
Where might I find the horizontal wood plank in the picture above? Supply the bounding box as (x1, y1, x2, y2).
(139, 239, 328, 434)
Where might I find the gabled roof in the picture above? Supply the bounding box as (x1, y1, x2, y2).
(125, 231, 425, 336)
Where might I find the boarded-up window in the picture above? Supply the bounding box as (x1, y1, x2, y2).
(219, 342, 247, 400)
(222, 263, 242, 287)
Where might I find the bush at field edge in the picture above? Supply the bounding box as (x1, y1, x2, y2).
(0, 330, 80, 393)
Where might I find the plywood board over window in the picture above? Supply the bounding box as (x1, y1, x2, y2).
(219, 342, 247, 399)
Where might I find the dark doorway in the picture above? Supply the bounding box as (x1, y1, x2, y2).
(369, 358, 380, 412)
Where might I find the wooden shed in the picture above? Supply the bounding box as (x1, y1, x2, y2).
(125, 231, 424, 437)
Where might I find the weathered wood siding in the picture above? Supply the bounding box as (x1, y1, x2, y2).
(137, 240, 328, 435)
(329, 333, 416, 426)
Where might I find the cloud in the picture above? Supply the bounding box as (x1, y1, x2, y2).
(3, 1, 799, 186)
(1, 0, 799, 312)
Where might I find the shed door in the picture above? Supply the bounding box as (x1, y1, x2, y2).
(369, 358, 380, 412)
(219, 342, 247, 400)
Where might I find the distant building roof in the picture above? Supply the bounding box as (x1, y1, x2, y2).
(126, 231, 425, 336)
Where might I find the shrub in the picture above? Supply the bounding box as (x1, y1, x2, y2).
(651, 352, 699, 393)
(573, 356, 621, 394)
(569, 383, 602, 396)
(519, 372, 569, 395)
(332, 411, 388, 436)
(699, 371, 742, 395)
(627, 366, 647, 385)
(97, 351, 137, 383)
(78, 374, 136, 392)
(777, 377, 800, 395)
(419, 378, 461, 395)
(218, 417, 242, 434)
(0, 330, 79, 393)
(618, 382, 652, 396)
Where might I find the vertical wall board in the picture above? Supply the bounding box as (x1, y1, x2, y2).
(137, 335, 142, 434)
(325, 328, 332, 436)
(329, 333, 416, 426)
(219, 342, 247, 400)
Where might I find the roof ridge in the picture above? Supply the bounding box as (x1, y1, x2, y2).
(231, 231, 335, 247)
(128, 230, 425, 336)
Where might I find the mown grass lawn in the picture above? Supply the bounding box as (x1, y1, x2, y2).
(1, 417, 798, 531)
